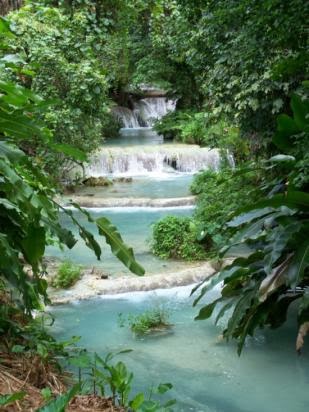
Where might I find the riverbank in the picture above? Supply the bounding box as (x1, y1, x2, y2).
(49, 261, 215, 304)
(63, 195, 196, 208)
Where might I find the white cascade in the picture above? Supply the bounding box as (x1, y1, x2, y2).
(112, 106, 140, 128)
(112, 97, 176, 128)
(85, 144, 221, 177)
(134, 97, 176, 127)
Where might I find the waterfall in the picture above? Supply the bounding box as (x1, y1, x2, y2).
(113, 97, 176, 128)
(134, 97, 176, 127)
(85, 144, 221, 177)
(112, 106, 140, 128)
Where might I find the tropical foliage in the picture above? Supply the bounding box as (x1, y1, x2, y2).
(193, 90, 309, 354)
(0, 13, 151, 411)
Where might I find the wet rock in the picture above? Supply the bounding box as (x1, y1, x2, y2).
(83, 177, 113, 187)
(113, 177, 133, 183)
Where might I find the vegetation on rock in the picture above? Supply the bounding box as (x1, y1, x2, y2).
(51, 261, 81, 289)
(119, 307, 172, 336)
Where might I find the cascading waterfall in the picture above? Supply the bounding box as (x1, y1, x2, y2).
(84, 144, 221, 177)
(134, 97, 176, 127)
(113, 97, 176, 128)
(112, 106, 140, 129)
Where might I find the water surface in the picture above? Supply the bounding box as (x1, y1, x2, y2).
(52, 286, 309, 412)
(47, 207, 194, 275)
(74, 175, 193, 199)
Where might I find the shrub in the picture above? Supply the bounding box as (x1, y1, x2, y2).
(191, 167, 262, 253)
(51, 261, 81, 289)
(119, 307, 171, 336)
(154, 110, 250, 161)
(152, 216, 207, 261)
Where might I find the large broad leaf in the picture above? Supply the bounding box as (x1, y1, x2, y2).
(259, 254, 293, 302)
(96, 217, 145, 276)
(64, 206, 101, 259)
(291, 94, 309, 132)
(193, 265, 250, 306)
(235, 192, 309, 213)
(21, 226, 46, 268)
(227, 207, 274, 228)
(268, 154, 296, 163)
(0, 141, 25, 162)
(0, 111, 46, 140)
(36, 384, 80, 412)
(195, 297, 222, 320)
(286, 240, 309, 289)
(273, 113, 300, 150)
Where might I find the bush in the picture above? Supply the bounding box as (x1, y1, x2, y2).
(154, 110, 250, 161)
(151, 216, 207, 261)
(51, 261, 81, 289)
(191, 167, 262, 253)
(119, 307, 171, 335)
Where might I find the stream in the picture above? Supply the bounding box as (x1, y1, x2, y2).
(50, 121, 309, 411)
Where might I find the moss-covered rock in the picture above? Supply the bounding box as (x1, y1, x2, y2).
(83, 177, 113, 187)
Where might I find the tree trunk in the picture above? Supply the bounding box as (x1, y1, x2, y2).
(0, 0, 23, 16)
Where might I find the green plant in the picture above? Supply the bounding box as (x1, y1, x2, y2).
(191, 167, 262, 254)
(193, 90, 309, 354)
(68, 350, 176, 410)
(36, 384, 80, 412)
(51, 261, 81, 289)
(0, 13, 144, 345)
(152, 216, 206, 261)
(119, 307, 171, 336)
(0, 392, 26, 407)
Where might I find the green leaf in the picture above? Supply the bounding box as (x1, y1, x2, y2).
(193, 265, 250, 306)
(273, 114, 300, 150)
(0, 392, 26, 406)
(236, 192, 309, 213)
(0, 17, 14, 37)
(268, 154, 296, 163)
(50, 143, 87, 161)
(195, 298, 222, 320)
(286, 241, 309, 289)
(130, 393, 144, 410)
(228, 207, 274, 228)
(96, 217, 145, 276)
(156, 383, 173, 394)
(0, 141, 25, 161)
(36, 384, 80, 412)
(21, 226, 45, 267)
(291, 94, 309, 131)
(68, 352, 92, 368)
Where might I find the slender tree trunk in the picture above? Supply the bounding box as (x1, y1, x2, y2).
(0, 0, 23, 16)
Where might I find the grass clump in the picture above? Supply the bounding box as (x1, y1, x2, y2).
(119, 307, 171, 336)
(51, 261, 81, 289)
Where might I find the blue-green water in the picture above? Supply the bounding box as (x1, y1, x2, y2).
(74, 175, 193, 199)
(52, 286, 309, 412)
(47, 207, 193, 275)
(107, 128, 164, 146)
